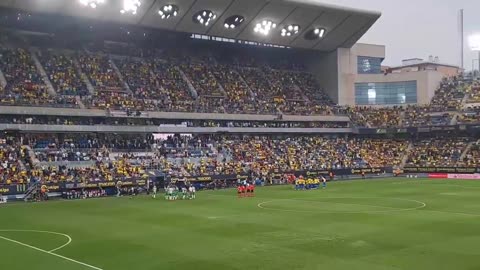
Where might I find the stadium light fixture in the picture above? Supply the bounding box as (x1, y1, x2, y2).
(120, 0, 141, 15)
(254, 20, 277, 36)
(79, 0, 105, 9)
(304, 28, 326, 40)
(158, 4, 178, 19)
(281, 24, 300, 37)
(469, 34, 480, 51)
(224, 15, 244, 29)
(193, 10, 216, 26)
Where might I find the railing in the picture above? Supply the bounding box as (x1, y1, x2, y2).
(23, 182, 40, 202)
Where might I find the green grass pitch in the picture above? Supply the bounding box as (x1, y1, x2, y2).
(2, 178, 480, 270)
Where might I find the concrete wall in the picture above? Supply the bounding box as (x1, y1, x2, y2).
(305, 50, 340, 104)
(337, 48, 356, 105)
(350, 43, 386, 59)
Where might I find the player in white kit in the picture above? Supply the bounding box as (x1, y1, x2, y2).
(152, 185, 157, 199)
(182, 187, 187, 200)
(190, 186, 196, 199)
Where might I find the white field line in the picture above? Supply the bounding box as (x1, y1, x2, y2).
(0, 231, 103, 270)
(206, 189, 480, 217)
(0, 229, 72, 252)
(256, 197, 427, 214)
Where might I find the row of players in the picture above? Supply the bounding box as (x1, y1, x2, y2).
(237, 183, 255, 198)
(153, 184, 197, 200)
(294, 176, 327, 190)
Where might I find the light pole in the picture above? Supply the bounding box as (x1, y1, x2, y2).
(468, 34, 480, 76)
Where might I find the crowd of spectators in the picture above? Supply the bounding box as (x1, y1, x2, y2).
(349, 106, 402, 128)
(466, 81, 480, 103)
(38, 51, 88, 96)
(406, 137, 471, 167)
(3, 134, 480, 185)
(180, 60, 228, 113)
(78, 54, 124, 92)
(0, 143, 28, 185)
(156, 136, 409, 178)
(30, 158, 145, 183)
(115, 58, 194, 112)
(430, 78, 465, 111)
(235, 67, 279, 114)
(151, 60, 195, 112)
(211, 65, 257, 114)
(458, 107, 480, 124)
(2, 45, 480, 125)
(404, 106, 452, 127)
(83, 92, 158, 111)
(0, 48, 60, 107)
(461, 141, 480, 167)
(32, 138, 110, 162)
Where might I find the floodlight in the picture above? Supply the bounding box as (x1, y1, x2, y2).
(79, 0, 105, 9)
(224, 15, 245, 29)
(158, 4, 178, 19)
(318, 28, 325, 37)
(469, 34, 480, 51)
(193, 10, 216, 26)
(305, 28, 326, 40)
(281, 24, 300, 37)
(120, 0, 141, 15)
(254, 20, 276, 36)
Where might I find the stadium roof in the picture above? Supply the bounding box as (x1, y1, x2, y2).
(390, 61, 461, 70)
(0, 0, 381, 52)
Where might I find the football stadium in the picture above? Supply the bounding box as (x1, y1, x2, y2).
(1, 0, 480, 269)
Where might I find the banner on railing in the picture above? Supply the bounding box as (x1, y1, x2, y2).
(0, 179, 147, 196)
(404, 167, 479, 174)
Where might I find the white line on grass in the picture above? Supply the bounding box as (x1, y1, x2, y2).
(0, 231, 103, 270)
(257, 197, 427, 214)
(0, 229, 72, 252)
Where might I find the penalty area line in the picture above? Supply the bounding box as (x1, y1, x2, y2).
(0, 235, 104, 270)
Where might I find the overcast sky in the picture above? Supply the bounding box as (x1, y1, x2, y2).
(312, 0, 479, 70)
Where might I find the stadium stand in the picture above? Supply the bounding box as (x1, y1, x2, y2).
(406, 137, 471, 167)
(0, 134, 419, 184)
(37, 51, 89, 96)
(0, 29, 479, 190)
(0, 48, 77, 107)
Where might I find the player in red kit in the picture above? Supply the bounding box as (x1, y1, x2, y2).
(237, 185, 243, 198)
(245, 184, 252, 197)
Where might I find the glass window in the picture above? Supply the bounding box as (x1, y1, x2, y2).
(355, 81, 417, 105)
(358, 56, 383, 74)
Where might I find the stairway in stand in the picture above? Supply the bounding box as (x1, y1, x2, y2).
(23, 183, 40, 202)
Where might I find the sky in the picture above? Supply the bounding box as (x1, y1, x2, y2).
(308, 0, 480, 70)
